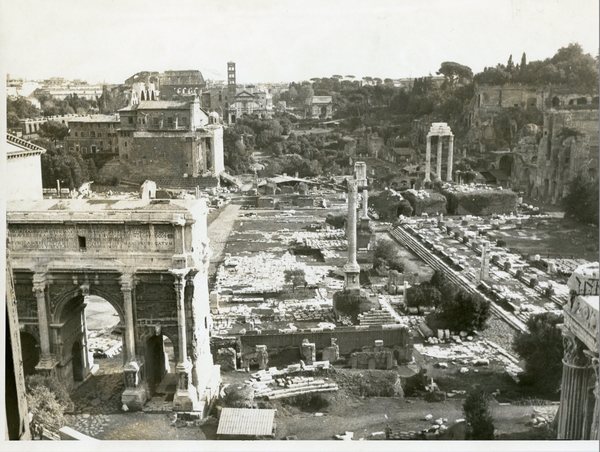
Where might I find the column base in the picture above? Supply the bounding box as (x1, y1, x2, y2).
(121, 386, 148, 411)
(35, 356, 58, 376)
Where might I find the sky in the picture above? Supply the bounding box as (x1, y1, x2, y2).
(0, 0, 598, 84)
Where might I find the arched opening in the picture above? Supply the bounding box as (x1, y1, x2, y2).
(141, 90, 146, 101)
(20, 332, 40, 376)
(145, 335, 177, 404)
(66, 293, 124, 410)
(552, 96, 560, 108)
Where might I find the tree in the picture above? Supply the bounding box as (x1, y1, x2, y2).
(39, 120, 69, 143)
(428, 290, 490, 332)
(513, 312, 564, 393)
(437, 61, 473, 89)
(373, 239, 404, 272)
(520, 52, 527, 72)
(506, 54, 514, 73)
(562, 175, 599, 225)
(284, 268, 307, 291)
(405, 283, 442, 308)
(463, 388, 495, 440)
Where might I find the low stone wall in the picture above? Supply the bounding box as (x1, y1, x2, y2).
(402, 190, 447, 216)
(239, 325, 413, 362)
(442, 189, 517, 215)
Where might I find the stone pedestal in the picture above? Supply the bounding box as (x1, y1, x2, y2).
(173, 360, 197, 411)
(256, 345, 269, 370)
(301, 339, 316, 365)
(122, 360, 147, 411)
(322, 338, 340, 363)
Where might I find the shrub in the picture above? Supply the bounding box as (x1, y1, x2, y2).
(463, 388, 495, 440)
(427, 290, 490, 332)
(25, 376, 70, 437)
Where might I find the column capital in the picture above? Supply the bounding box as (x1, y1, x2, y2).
(32, 273, 48, 295)
(563, 329, 591, 368)
(120, 273, 134, 292)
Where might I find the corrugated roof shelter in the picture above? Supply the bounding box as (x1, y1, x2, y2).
(217, 408, 276, 438)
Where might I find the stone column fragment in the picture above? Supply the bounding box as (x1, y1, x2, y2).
(424, 135, 431, 182)
(446, 135, 454, 182)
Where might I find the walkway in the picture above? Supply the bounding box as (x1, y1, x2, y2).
(207, 203, 241, 277)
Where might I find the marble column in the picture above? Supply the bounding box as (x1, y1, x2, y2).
(32, 273, 55, 373)
(343, 180, 360, 291)
(557, 331, 593, 439)
(172, 271, 195, 411)
(479, 240, 490, 282)
(424, 135, 431, 182)
(446, 135, 454, 182)
(436, 135, 443, 180)
(361, 189, 369, 220)
(120, 274, 136, 362)
(587, 354, 599, 440)
(120, 273, 147, 411)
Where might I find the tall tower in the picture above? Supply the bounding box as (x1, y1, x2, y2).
(227, 62, 236, 96)
(343, 180, 361, 291)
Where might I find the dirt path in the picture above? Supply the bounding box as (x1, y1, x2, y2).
(207, 203, 241, 276)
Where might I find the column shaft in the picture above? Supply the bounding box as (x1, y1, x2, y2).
(120, 275, 136, 362)
(557, 362, 593, 439)
(32, 274, 51, 359)
(436, 136, 443, 180)
(424, 136, 431, 182)
(347, 181, 357, 266)
(362, 189, 369, 219)
(446, 135, 454, 182)
(174, 276, 188, 364)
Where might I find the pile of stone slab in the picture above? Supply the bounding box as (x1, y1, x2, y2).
(357, 309, 399, 326)
(88, 332, 122, 359)
(247, 362, 338, 400)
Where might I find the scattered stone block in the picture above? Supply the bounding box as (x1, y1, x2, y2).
(459, 367, 469, 374)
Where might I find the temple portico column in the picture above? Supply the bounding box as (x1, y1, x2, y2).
(557, 331, 593, 439)
(436, 135, 443, 180)
(424, 135, 431, 182)
(361, 189, 369, 220)
(446, 135, 454, 182)
(32, 273, 56, 373)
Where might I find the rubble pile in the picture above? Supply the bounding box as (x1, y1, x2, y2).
(415, 339, 522, 379)
(88, 331, 122, 359)
(216, 252, 331, 294)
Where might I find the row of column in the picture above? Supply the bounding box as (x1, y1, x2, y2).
(557, 330, 599, 440)
(424, 134, 454, 183)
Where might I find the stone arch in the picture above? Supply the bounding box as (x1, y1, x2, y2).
(72, 340, 84, 382)
(51, 283, 124, 325)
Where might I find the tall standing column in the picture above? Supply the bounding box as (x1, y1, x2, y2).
(120, 274, 136, 362)
(120, 272, 147, 411)
(172, 270, 195, 411)
(436, 135, 443, 180)
(557, 331, 593, 439)
(361, 189, 369, 219)
(446, 135, 454, 182)
(424, 135, 431, 182)
(32, 273, 55, 372)
(343, 180, 360, 291)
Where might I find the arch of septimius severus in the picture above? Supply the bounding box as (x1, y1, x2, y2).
(7, 198, 221, 413)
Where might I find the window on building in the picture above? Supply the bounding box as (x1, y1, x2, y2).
(78, 236, 87, 251)
(74, 132, 78, 137)
(128, 117, 133, 124)
(82, 147, 87, 153)
(91, 145, 97, 153)
(81, 131, 86, 137)
(153, 117, 159, 127)
(90, 131, 95, 138)
(167, 117, 174, 127)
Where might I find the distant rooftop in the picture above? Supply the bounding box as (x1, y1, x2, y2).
(68, 114, 120, 123)
(120, 100, 191, 111)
